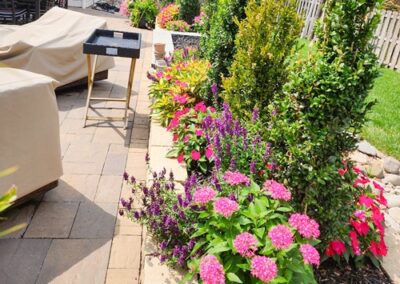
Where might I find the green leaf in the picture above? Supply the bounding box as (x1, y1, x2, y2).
(227, 272, 243, 283)
(191, 226, 208, 238)
(276, 207, 292, 212)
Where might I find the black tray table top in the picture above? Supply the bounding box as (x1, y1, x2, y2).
(83, 29, 141, 58)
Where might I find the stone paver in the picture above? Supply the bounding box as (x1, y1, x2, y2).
(0, 9, 152, 284)
(24, 202, 79, 238)
(70, 202, 117, 239)
(0, 203, 35, 238)
(36, 239, 111, 284)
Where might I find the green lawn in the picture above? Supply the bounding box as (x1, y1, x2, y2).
(295, 39, 400, 159)
(362, 68, 400, 160)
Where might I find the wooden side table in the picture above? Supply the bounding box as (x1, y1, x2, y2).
(83, 29, 141, 128)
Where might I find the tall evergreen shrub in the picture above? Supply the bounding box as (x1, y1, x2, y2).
(269, 0, 383, 245)
(177, 0, 200, 24)
(201, 0, 247, 99)
(222, 0, 302, 118)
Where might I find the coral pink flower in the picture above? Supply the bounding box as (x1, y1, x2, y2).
(119, 0, 129, 16)
(369, 240, 387, 257)
(195, 129, 203, 136)
(350, 219, 369, 235)
(214, 197, 239, 218)
(251, 256, 277, 283)
(300, 244, 320, 265)
(338, 168, 347, 176)
(326, 240, 346, 257)
(376, 192, 388, 207)
(268, 225, 293, 250)
(353, 176, 370, 187)
(359, 194, 374, 207)
(200, 255, 225, 284)
(172, 134, 179, 142)
(205, 147, 213, 159)
(209, 106, 216, 113)
(288, 213, 320, 239)
(175, 80, 189, 88)
(165, 74, 172, 81)
(194, 187, 216, 205)
(191, 150, 201, 161)
(194, 101, 207, 113)
(233, 232, 258, 257)
(177, 154, 184, 164)
(223, 171, 250, 186)
(349, 230, 361, 256)
(263, 180, 291, 201)
(184, 135, 190, 143)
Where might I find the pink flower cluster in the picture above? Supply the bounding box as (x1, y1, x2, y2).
(233, 232, 258, 257)
(251, 256, 277, 283)
(263, 180, 291, 201)
(214, 197, 239, 218)
(268, 225, 293, 250)
(200, 255, 225, 284)
(223, 171, 250, 186)
(299, 244, 320, 265)
(194, 187, 216, 205)
(289, 213, 320, 239)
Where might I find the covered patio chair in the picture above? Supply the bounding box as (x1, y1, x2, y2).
(0, 0, 29, 24)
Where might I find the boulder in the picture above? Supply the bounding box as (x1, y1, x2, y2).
(357, 141, 377, 156)
(383, 156, 400, 174)
(388, 207, 400, 224)
(385, 193, 400, 208)
(384, 174, 400, 187)
(349, 151, 368, 164)
(365, 161, 384, 178)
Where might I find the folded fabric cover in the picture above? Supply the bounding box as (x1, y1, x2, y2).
(0, 7, 114, 86)
(0, 68, 62, 200)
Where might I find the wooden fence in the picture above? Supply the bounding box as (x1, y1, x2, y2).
(297, 0, 400, 70)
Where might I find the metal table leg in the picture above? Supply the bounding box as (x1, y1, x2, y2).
(124, 58, 136, 129)
(83, 54, 98, 128)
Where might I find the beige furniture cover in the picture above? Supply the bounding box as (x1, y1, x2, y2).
(0, 68, 62, 200)
(0, 7, 114, 86)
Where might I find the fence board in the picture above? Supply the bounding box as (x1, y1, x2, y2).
(296, 2, 400, 71)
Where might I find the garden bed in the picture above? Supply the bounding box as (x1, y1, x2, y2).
(171, 32, 201, 50)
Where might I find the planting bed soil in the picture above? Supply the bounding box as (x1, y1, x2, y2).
(171, 34, 200, 50)
(315, 259, 392, 283)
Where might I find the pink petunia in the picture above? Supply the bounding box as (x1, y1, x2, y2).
(359, 194, 374, 207)
(338, 168, 347, 176)
(350, 219, 369, 235)
(172, 134, 179, 142)
(326, 240, 346, 257)
(194, 101, 207, 113)
(173, 95, 188, 104)
(195, 129, 203, 136)
(349, 230, 361, 256)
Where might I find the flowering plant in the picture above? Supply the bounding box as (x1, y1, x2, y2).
(148, 57, 209, 126)
(204, 103, 273, 184)
(157, 3, 179, 28)
(323, 164, 388, 266)
(121, 166, 202, 267)
(165, 20, 191, 32)
(192, 11, 205, 32)
(166, 102, 216, 175)
(186, 171, 320, 283)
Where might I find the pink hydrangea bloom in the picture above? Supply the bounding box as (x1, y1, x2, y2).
(263, 180, 291, 201)
(194, 187, 216, 205)
(223, 171, 250, 186)
(300, 244, 320, 265)
(191, 150, 201, 161)
(251, 256, 277, 283)
(214, 197, 239, 218)
(200, 255, 225, 284)
(233, 232, 258, 257)
(268, 225, 293, 250)
(289, 213, 320, 239)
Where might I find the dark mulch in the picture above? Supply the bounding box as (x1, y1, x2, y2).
(171, 34, 201, 50)
(315, 259, 393, 284)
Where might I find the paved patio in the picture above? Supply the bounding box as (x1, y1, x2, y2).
(0, 10, 152, 284)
